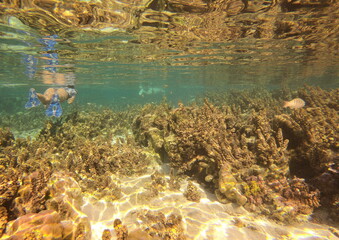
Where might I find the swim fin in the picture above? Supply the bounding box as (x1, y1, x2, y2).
(25, 88, 41, 109)
(45, 94, 62, 117)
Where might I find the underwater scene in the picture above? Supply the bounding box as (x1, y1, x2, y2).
(0, 0, 338, 240)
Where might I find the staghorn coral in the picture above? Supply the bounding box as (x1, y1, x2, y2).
(46, 172, 91, 240)
(202, 88, 285, 117)
(16, 108, 151, 202)
(138, 170, 183, 204)
(133, 102, 172, 153)
(0, 110, 46, 134)
(0, 85, 336, 233)
(0, 107, 142, 239)
(243, 175, 320, 222)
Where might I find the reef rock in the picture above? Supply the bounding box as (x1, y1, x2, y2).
(2, 210, 64, 240)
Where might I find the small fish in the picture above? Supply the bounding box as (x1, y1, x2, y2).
(283, 98, 305, 109)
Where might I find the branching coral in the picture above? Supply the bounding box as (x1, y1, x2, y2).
(0, 128, 14, 148)
(12, 170, 52, 216)
(136, 210, 186, 240)
(0, 168, 21, 208)
(275, 86, 338, 221)
(0, 207, 7, 238)
(184, 181, 201, 202)
(0, 85, 336, 238)
(132, 87, 332, 222)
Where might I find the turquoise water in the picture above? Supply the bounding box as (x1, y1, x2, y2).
(1, 19, 338, 116)
(0, 12, 339, 240)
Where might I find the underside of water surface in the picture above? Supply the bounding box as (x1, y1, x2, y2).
(0, 1, 338, 240)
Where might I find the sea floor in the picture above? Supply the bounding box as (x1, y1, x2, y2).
(1, 86, 338, 240)
(74, 163, 338, 240)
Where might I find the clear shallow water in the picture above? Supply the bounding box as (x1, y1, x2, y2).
(0, 10, 338, 240)
(0, 17, 338, 114)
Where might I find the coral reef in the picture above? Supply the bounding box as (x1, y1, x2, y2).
(102, 229, 112, 240)
(114, 219, 128, 240)
(184, 181, 201, 203)
(0, 107, 151, 238)
(0, 110, 46, 134)
(133, 86, 336, 223)
(0, 207, 7, 238)
(13, 170, 51, 216)
(136, 210, 186, 240)
(0, 128, 14, 147)
(275, 86, 339, 221)
(0, 85, 337, 239)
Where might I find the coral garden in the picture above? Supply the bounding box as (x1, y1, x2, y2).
(0, 85, 338, 239)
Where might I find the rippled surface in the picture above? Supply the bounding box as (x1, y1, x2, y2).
(0, 22, 338, 108)
(1, 0, 338, 104)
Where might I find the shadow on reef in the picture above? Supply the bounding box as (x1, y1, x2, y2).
(0, 85, 338, 239)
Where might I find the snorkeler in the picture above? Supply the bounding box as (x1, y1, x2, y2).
(24, 34, 78, 117)
(25, 86, 77, 117)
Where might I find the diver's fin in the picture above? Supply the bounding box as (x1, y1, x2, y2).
(25, 88, 41, 109)
(45, 94, 62, 117)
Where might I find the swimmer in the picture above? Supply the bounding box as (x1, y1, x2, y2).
(25, 86, 77, 117)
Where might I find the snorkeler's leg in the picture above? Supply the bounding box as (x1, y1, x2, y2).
(45, 93, 62, 117)
(37, 88, 55, 105)
(25, 88, 41, 109)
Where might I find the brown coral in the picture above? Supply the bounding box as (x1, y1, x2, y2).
(12, 170, 51, 216)
(0, 168, 21, 207)
(132, 87, 329, 222)
(0, 128, 14, 147)
(0, 207, 7, 238)
(114, 219, 128, 240)
(275, 86, 338, 221)
(137, 210, 186, 240)
(184, 181, 201, 202)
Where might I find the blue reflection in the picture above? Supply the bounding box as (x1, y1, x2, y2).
(24, 88, 41, 109)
